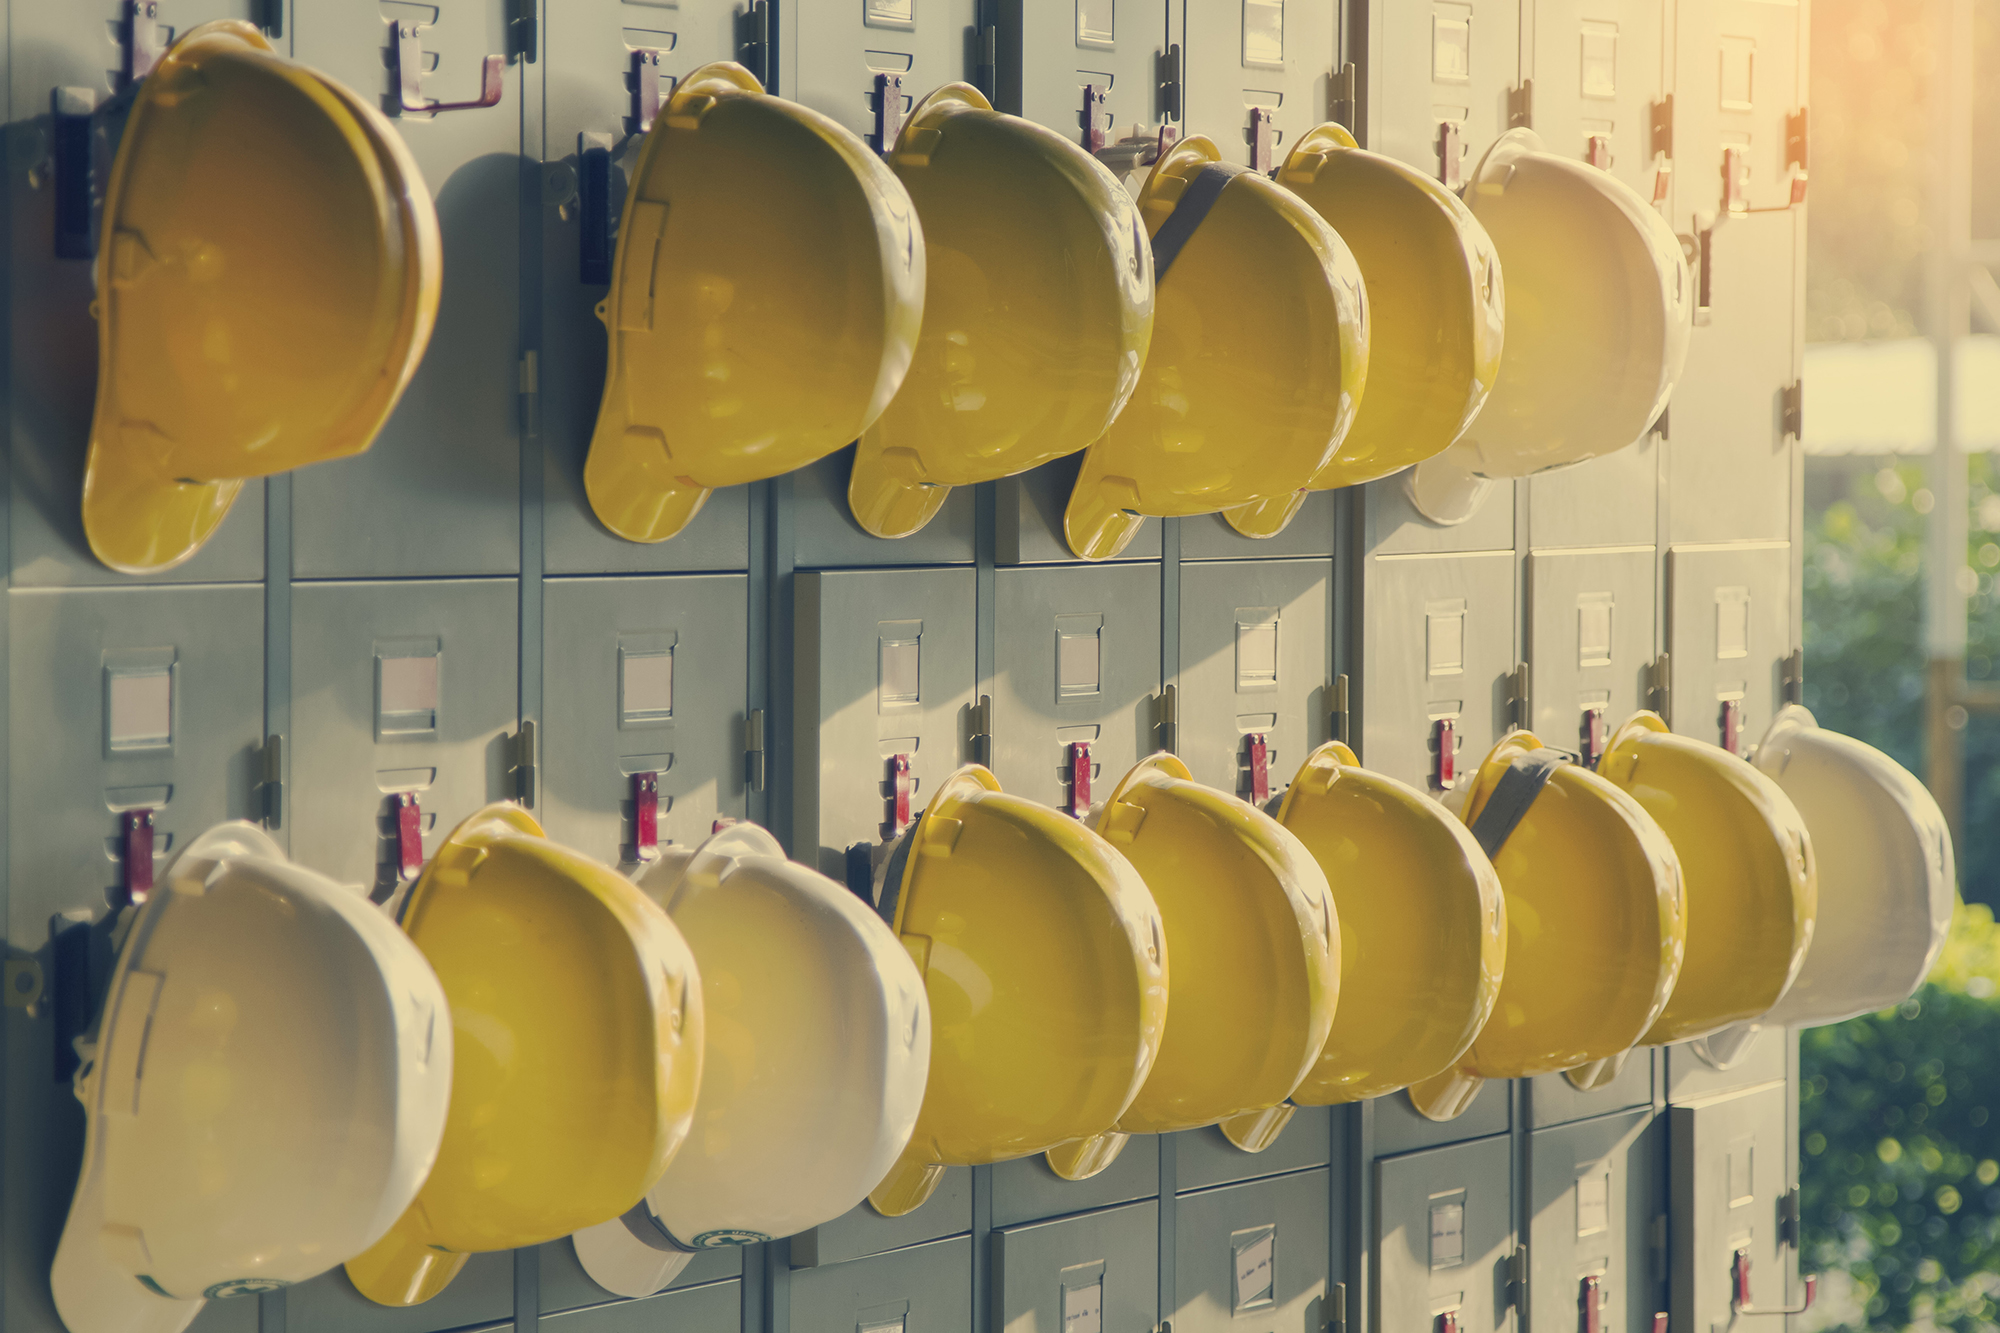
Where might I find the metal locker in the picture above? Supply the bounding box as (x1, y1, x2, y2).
(993, 1139, 1160, 1229)
(1665, 0, 1804, 545)
(1178, 1108, 1335, 1195)
(1529, 1053, 1657, 1130)
(289, 0, 526, 577)
(1177, 559, 1331, 804)
(540, 1238, 741, 1319)
(792, 567, 977, 881)
(1527, 442, 1660, 554)
(1361, 551, 1517, 799)
(1173, 1169, 1332, 1333)
(993, 1199, 1159, 1333)
(8, 584, 265, 927)
(792, 0, 976, 150)
(283, 1250, 516, 1333)
(792, 454, 979, 570)
(1368, 475, 1518, 558)
(1668, 1082, 1800, 1333)
(538, 0, 751, 577)
(998, 0, 1174, 151)
(539, 573, 750, 866)
(1663, 544, 1789, 754)
(184, 1297, 257, 1333)
(1374, 1081, 1514, 1158)
(11, 0, 268, 588)
(788, 1172, 976, 1270)
(996, 463, 1164, 566)
(1526, 549, 1656, 767)
(1665, 1028, 1787, 1105)
(1178, 0, 1338, 173)
(289, 578, 520, 895)
(539, 1277, 741, 1333)
(790, 1237, 974, 1333)
(1527, 1111, 1662, 1333)
(991, 562, 1163, 813)
(1180, 493, 1341, 562)
(1374, 1135, 1517, 1333)
(1523, 0, 1668, 200)
(1371, 0, 1522, 193)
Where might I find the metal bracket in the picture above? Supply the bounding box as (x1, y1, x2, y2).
(394, 22, 505, 115)
(1245, 733, 1271, 805)
(631, 47, 667, 134)
(1507, 80, 1533, 128)
(260, 734, 284, 829)
(1781, 381, 1804, 438)
(745, 709, 767, 793)
(1437, 120, 1464, 191)
(1329, 62, 1357, 132)
(1722, 145, 1750, 214)
(1157, 682, 1178, 753)
(121, 0, 168, 89)
(969, 694, 994, 768)
(1249, 105, 1278, 174)
(1081, 81, 1110, 153)
(1580, 1275, 1603, 1333)
(873, 72, 904, 154)
(392, 792, 425, 882)
(632, 771, 661, 862)
(1332, 674, 1351, 747)
(1432, 717, 1457, 790)
(1731, 1249, 1817, 1316)
(1066, 740, 1094, 818)
(1649, 95, 1674, 203)
(511, 719, 537, 808)
(1586, 134, 1613, 170)
(120, 809, 156, 906)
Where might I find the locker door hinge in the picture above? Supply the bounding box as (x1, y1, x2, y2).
(745, 709, 767, 793)
(1157, 682, 1179, 753)
(1781, 381, 1803, 439)
(1781, 648, 1805, 706)
(257, 0, 282, 39)
(1649, 653, 1672, 722)
(1649, 95, 1674, 204)
(1508, 661, 1532, 730)
(974, 24, 999, 101)
(1778, 1187, 1802, 1247)
(1329, 62, 1358, 132)
(509, 0, 537, 63)
(1332, 673, 1351, 747)
(510, 719, 538, 808)
(259, 733, 284, 829)
(1325, 1282, 1347, 1333)
(1505, 1247, 1530, 1311)
(1682, 224, 1715, 326)
(739, 0, 771, 89)
(1785, 108, 1809, 204)
(1158, 44, 1184, 121)
(1507, 80, 1533, 129)
(969, 694, 994, 768)
(518, 350, 541, 437)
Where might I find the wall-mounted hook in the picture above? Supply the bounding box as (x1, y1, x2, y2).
(631, 47, 668, 134)
(1081, 82, 1111, 153)
(394, 22, 504, 114)
(1248, 106, 1277, 174)
(872, 72, 904, 154)
(121, 0, 168, 89)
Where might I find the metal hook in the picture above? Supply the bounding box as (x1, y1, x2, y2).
(395, 22, 504, 115)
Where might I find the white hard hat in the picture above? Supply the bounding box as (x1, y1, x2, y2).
(1408, 128, 1691, 524)
(571, 823, 930, 1297)
(51, 822, 451, 1333)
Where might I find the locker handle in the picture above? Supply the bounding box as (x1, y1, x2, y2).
(1067, 740, 1093, 819)
(873, 73, 904, 155)
(632, 772, 661, 862)
(1720, 698, 1743, 756)
(1432, 717, 1456, 790)
(1245, 733, 1270, 805)
(393, 792, 425, 883)
(394, 22, 505, 115)
(1580, 705, 1608, 770)
(121, 0, 167, 87)
(1580, 1274, 1603, 1333)
(120, 809, 156, 906)
(631, 48, 667, 135)
(888, 754, 915, 836)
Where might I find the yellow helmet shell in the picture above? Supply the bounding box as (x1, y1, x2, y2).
(346, 805, 702, 1306)
(1227, 124, 1503, 536)
(848, 84, 1153, 539)
(1271, 743, 1505, 1104)
(83, 21, 439, 574)
(585, 62, 926, 544)
(868, 766, 1168, 1217)
(1597, 712, 1818, 1045)
(1444, 733, 1686, 1085)
(1054, 754, 1337, 1168)
(1063, 135, 1369, 560)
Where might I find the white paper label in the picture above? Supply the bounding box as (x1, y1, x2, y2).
(108, 669, 172, 749)
(1236, 1234, 1276, 1306)
(1576, 1172, 1611, 1236)
(1063, 1280, 1103, 1333)
(1429, 1200, 1466, 1270)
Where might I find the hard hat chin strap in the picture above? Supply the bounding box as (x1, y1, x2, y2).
(1467, 748, 1571, 859)
(1149, 162, 1248, 281)
(617, 1199, 697, 1254)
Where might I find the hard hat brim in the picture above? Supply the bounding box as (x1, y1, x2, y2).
(571, 1209, 695, 1300)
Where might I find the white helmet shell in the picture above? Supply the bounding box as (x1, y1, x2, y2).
(571, 823, 930, 1298)
(51, 822, 452, 1333)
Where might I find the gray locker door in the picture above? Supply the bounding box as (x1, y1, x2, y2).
(284, 1250, 516, 1333)
(1526, 548, 1656, 762)
(793, 0, 977, 149)
(9, 0, 269, 588)
(996, 462, 1164, 566)
(538, 0, 753, 577)
(793, 568, 977, 880)
(540, 1238, 741, 1318)
(1375, 1136, 1516, 1333)
(1372, 0, 1521, 190)
(1368, 474, 1519, 558)
(1178, 1107, 1335, 1194)
(788, 1172, 976, 1270)
(994, 1200, 1159, 1333)
(1529, 1054, 1656, 1129)
(1001, 0, 1174, 144)
(1375, 1082, 1515, 1159)
(1178, 559, 1331, 802)
(1174, 1169, 1332, 1333)
(792, 453, 980, 570)
(9, 585, 265, 929)
(1663, 544, 1788, 752)
(1180, 493, 1341, 562)
(540, 1276, 741, 1333)
(540, 574, 749, 864)
(791, 1237, 974, 1333)
(1525, 0, 1667, 199)
(1179, 0, 1338, 171)
(1528, 1111, 1661, 1333)
(1664, 1029, 1787, 1105)
(993, 1139, 1160, 1230)
(290, 578, 520, 893)
(991, 562, 1163, 812)
(290, 0, 525, 577)
(1669, 1083, 1797, 1333)
(1362, 551, 1516, 796)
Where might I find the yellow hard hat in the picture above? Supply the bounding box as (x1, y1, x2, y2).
(585, 62, 925, 544)
(1226, 126, 1503, 537)
(1217, 743, 1503, 1144)
(346, 805, 703, 1307)
(1063, 135, 1369, 560)
(1045, 754, 1338, 1180)
(1408, 129, 1690, 523)
(1407, 732, 1685, 1121)
(847, 84, 1153, 539)
(865, 766, 1168, 1217)
(1596, 712, 1817, 1046)
(83, 20, 439, 574)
